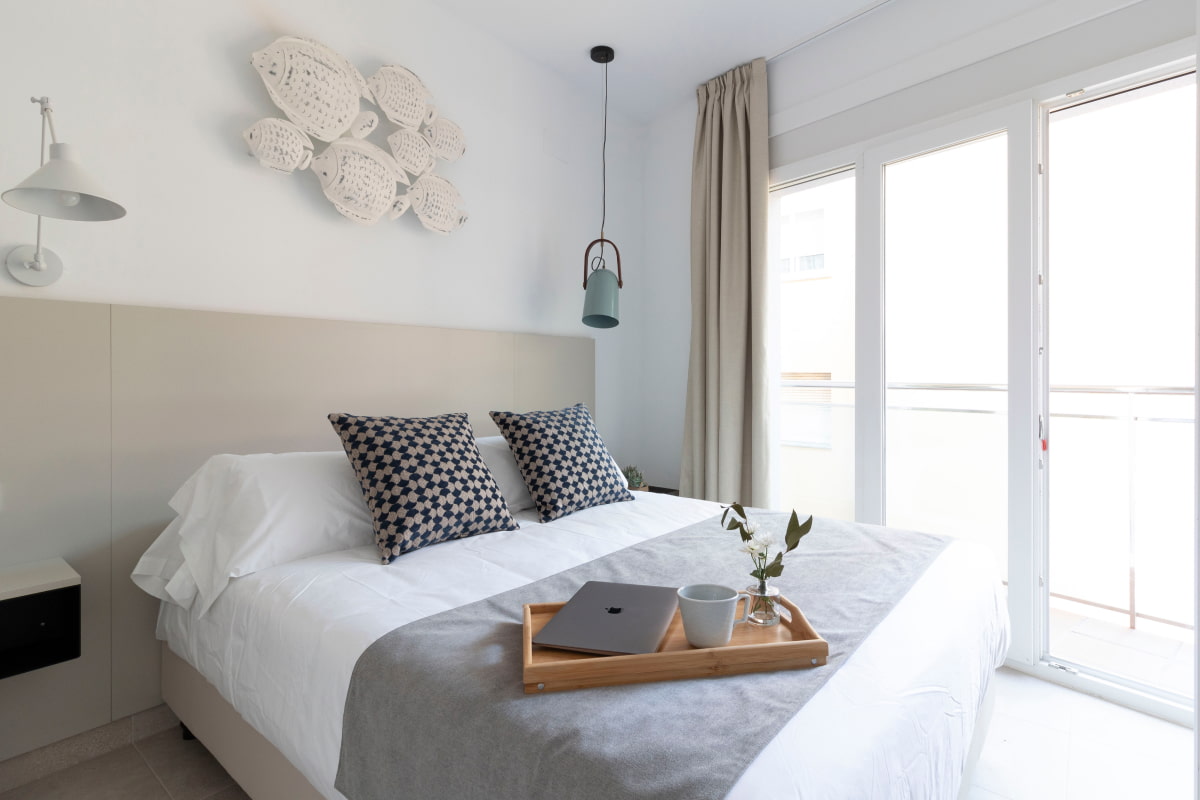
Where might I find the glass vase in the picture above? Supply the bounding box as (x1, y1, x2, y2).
(744, 580, 782, 626)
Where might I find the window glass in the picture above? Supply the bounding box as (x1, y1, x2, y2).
(771, 169, 855, 520)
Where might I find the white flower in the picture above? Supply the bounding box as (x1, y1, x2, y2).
(743, 522, 759, 536)
(751, 530, 777, 551)
(741, 529, 776, 556)
(740, 540, 763, 555)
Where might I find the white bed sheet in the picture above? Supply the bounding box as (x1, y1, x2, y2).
(158, 493, 1009, 800)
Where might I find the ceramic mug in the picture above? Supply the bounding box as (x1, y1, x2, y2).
(676, 584, 750, 648)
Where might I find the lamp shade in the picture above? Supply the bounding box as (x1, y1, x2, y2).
(2, 143, 125, 221)
(582, 267, 620, 328)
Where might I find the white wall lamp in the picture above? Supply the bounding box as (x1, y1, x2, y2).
(2, 96, 125, 286)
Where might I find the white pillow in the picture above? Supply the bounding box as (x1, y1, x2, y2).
(475, 436, 536, 513)
(170, 451, 374, 617)
(134, 437, 625, 614)
(130, 517, 199, 608)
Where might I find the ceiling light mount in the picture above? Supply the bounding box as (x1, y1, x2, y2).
(590, 45, 614, 64)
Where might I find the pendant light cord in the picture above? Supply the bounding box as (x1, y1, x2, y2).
(598, 61, 608, 264)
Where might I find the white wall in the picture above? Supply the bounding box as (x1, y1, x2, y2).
(0, 0, 646, 461)
(637, 98, 694, 488)
(636, 0, 1195, 493)
(0, 0, 648, 754)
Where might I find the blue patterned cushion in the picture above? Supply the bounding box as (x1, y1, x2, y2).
(489, 404, 633, 523)
(328, 412, 518, 564)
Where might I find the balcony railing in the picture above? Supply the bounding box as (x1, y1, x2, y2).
(779, 379, 1195, 630)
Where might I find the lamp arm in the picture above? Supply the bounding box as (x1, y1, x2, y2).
(582, 237, 622, 289)
(32, 97, 57, 146)
(30, 217, 46, 270)
(29, 97, 53, 269)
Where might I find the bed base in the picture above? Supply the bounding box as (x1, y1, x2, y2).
(960, 674, 996, 798)
(161, 644, 325, 800)
(162, 641, 997, 800)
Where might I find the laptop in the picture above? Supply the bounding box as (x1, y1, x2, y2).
(533, 581, 679, 656)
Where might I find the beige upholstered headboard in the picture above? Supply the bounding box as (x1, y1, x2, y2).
(0, 296, 594, 760)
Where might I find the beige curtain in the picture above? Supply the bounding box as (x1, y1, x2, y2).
(679, 58, 769, 506)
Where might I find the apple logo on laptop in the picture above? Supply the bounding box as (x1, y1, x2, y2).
(605, 607, 622, 614)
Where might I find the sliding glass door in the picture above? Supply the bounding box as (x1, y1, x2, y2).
(769, 59, 1195, 719)
(883, 133, 1010, 575)
(772, 103, 1040, 665)
(856, 104, 1037, 624)
(1043, 72, 1196, 702)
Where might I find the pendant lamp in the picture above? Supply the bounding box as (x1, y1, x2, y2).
(581, 45, 623, 329)
(3, 97, 126, 286)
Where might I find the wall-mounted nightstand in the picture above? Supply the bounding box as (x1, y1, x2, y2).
(0, 558, 81, 679)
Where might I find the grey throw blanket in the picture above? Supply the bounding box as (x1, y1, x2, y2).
(336, 513, 949, 800)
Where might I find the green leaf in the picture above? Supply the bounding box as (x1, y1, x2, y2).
(731, 502, 746, 520)
(721, 513, 752, 541)
(764, 552, 785, 578)
(784, 512, 813, 553)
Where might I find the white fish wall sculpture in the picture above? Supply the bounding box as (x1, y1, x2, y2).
(243, 118, 314, 173)
(368, 65, 438, 130)
(244, 37, 467, 232)
(348, 110, 379, 139)
(386, 128, 436, 178)
(421, 118, 466, 162)
(292, 35, 373, 102)
(251, 36, 372, 142)
(405, 174, 468, 234)
(310, 139, 409, 225)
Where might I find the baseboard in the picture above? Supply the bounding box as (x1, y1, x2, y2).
(0, 703, 179, 793)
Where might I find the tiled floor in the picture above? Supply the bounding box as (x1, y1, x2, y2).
(0, 728, 245, 800)
(0, 669, 1192, 799)
(967, 667, 1194, 799)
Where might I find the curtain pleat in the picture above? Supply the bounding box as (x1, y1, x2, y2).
(679, 58, 769, 506)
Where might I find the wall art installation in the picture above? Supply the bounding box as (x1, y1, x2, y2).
(244, 35, 467, 233)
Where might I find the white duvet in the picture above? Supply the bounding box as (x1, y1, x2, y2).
(157, 492, 1009, 800)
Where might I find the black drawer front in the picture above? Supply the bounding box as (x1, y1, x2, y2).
(0, 585, 82, 679)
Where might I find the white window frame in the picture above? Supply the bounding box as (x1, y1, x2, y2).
(856, 103, 1041, 670)
(768, 39, 1197, 726)
(1031, 61, 1198, 725)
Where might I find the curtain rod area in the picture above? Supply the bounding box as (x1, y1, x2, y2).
(766, 0, 896, 64)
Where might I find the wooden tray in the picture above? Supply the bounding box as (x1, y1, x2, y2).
(522, 595, 828, 693)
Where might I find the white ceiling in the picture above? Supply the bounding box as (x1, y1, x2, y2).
(433, 0, 891, 122)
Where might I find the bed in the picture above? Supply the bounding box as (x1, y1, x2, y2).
(135, 426, 1009, 800)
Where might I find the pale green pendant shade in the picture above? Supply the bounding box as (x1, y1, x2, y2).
(582, 237, 622, 329)
(582, 267, 620, 328)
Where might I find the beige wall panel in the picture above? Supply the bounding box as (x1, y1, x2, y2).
(0, 298, 111, 761)
(110, 306, 519, 716)
(0, 297, 593, 747)
(512, 334, 596, 414)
